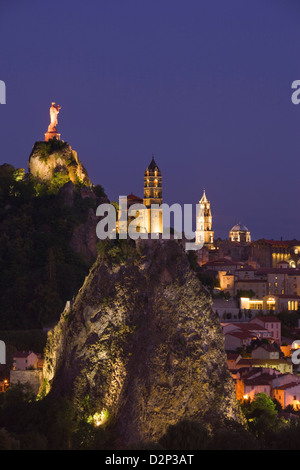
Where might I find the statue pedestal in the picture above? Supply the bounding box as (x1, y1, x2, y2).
(45, 126, 60, 142)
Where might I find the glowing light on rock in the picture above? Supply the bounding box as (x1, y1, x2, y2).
(92, 409, 109, 427)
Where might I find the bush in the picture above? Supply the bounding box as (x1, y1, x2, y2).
(158, 420, 210, 450)
(97, 239, 139, 264)
(0, 428, 20, 450)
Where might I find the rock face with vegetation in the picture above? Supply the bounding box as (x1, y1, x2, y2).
(42, 238, 244, 448)
(28, 140, 91, 187)
(0, 154, 107, 330)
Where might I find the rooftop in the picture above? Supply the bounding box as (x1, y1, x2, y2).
(13, 351, 36, 358)
(230, 222, 249, 232)
(256, 268, 300, 275)
(250, 315, 281, 323)
(251, 239, 300, 247)
(127, 193, 143, 201)
(274, 382, 300, 390)
(146, 155, 160, 172)
(203, 258, 244, 267)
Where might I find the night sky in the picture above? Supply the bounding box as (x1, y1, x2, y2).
(1, 0, 300, 240)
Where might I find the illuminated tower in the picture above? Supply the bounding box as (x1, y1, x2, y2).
(142, 155, 163, 234)
(195, 190, 214, 248)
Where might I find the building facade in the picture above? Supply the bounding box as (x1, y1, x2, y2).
(195, 190, 214, 248)
(250, 239, 300, 268)
(117, 156, 163, 236)
(142, 156, 163, 235)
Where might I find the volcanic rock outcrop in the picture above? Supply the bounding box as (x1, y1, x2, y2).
(28, 140, 91, 187)
(42, 238, 244, 447)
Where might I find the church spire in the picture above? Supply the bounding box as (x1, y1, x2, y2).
(147, 154, 160, 172)
(196, 189, 214, 248)
(143, 155, 163, 234)
(144, 155, 162, 206)
(200, 189, 208, 204)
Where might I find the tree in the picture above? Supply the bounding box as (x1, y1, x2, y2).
(208, 419, 258, 450)
(236, 289, 255, 299)
(242, 393, 281, 443)
(0, 428, 20, 450)
(158, 419, 210, 450)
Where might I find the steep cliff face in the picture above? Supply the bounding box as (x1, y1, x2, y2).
(68, 207, 99, 263)
(42, 239, 244, 447)
(28, 139, 108, 264)
(28, 140, 91, 187)
(57, 182, 109, 264)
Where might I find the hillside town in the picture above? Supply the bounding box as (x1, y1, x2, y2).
(1, 170, 300, 415)
(1, 204, 300, 415)
(192, 208, 300, 413)
(0, 104, 299, 446)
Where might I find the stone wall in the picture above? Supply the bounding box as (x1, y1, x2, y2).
(10, 370, 43, 395)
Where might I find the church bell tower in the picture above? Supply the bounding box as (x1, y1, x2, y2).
(195, 190, 214, 248)
(142, 155, 163, 234)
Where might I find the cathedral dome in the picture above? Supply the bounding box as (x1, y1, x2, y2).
(229, 222, 251, 244)
(230, 222, 249, 232)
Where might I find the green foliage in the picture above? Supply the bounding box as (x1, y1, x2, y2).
(186, 250, 199, 271)
(93, 184, 106, 198)
(0, 388, 299, 450)
(241, 393, 285, 446)
(0, 164, 36, 208)
(0, 163, 101, 330)
(97, 239, 140, 264)
(277, 310, 300, 328)
(49, 168, 70, 193)
(236, 289, 256, 299)
(208, 419, 259, 450)
(33, 140, 68, 163)
(270, 419, 300, 450)
(0, 428, 20, 450)
(158, 419, 211, 450)
(186, 251, 217, 290)
(158, 418, 259, 450)
(0, 388, 111, 450)
(71, 420, 110, 450)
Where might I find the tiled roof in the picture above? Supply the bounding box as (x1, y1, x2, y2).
(127, 193, 143, 201)
(251, 239, 300, 247)
(227, 353, 241, 360)
(238, 358, 289, 366)
(274, 382, 300, 390)
(203, 258, 244, 267)
(252, 343, 279, 352)
(13, 351, 33, 358)
(244, 374, 274, 386)
(256, 268, 300, 275)
(250, 316, 281, 323)
(227, 331, 253, 339)
(231, 322, 269, 332)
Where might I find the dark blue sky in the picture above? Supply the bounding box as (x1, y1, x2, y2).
(0, 0, 300, 240)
